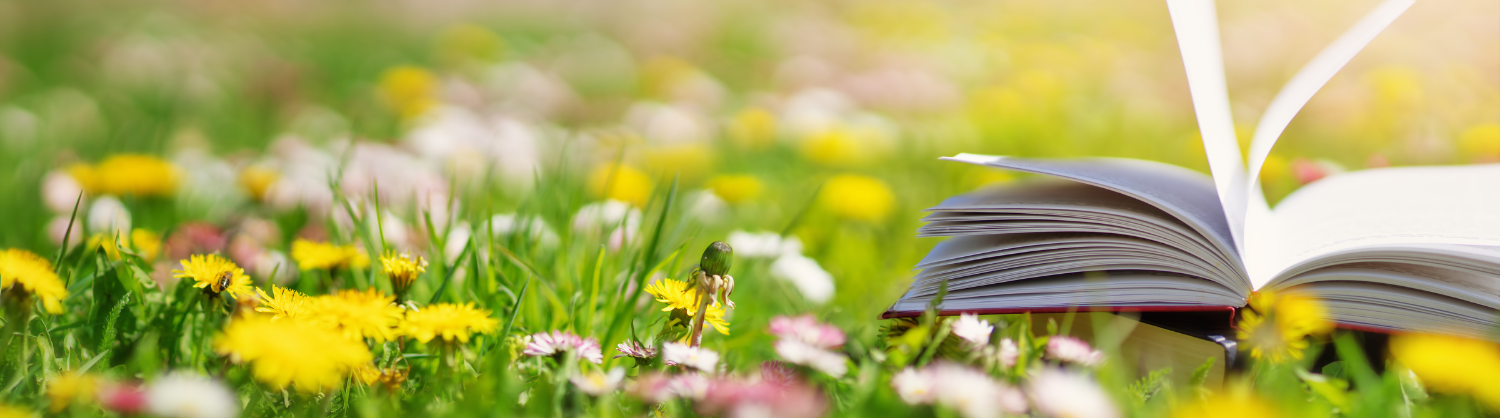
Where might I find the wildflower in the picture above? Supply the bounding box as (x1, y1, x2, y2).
(1167, 391, 1280, 418)
(1236, 291, 1332, 363)
(524, 330, 603, 364)
(87, 229, 162, 261)
(307, 288, 404, 341)
(586, 164, 654, 208)
(570, 368, 626, 396)
(237, 166, 278, 202)
(172, 255, 253, 299)
(629, 373, 710, 403)
(644, 278, 730, 335)
(46, 372, 96, 413)
(997, 338, 1020, 368)
(769, 253, 836, 303)
(355, 365, 408, 392)
(401, 302, 499, 344)
(68, 154, 179, 197)
(951, 313, 993, 347)
(290, 239, 369, 271)
(0, 404, 36, 418)
(378, 66, 439, 119)
(41, 170, 84, 213)
(1028, 368, 1119, 418)
(817, 174, 895, 223)
(614, 340, 658, 359)
(698, 378, 828, 418)
(0, 249, 68, 314)
(727, 107, 777, 149)
(1459, 123, 1500, 163)
(87, 196, 131, 236)
(662, 342, 719, 371)
(1046, 336, 1104, 367)
(706, 175, 764, 205)
(254, 285, 309, 320)
(891, 367, 936, 404)
(213, 314, 372, 392)
(768, 314, 846, 349)
(380, 251, 425, 299)
(759, 361, 799, 386)
(769, 315, 847, 377)
(144, 372, 239, 418)
(1291, 158, 1341, 185)
(483, 214, 558, 247)
(1390, 333, 1500, 410)
(928, 362, 1013, 418)
(727, 230, 803, 258)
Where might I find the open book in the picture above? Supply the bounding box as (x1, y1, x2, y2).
(885, 0, 1500, 340)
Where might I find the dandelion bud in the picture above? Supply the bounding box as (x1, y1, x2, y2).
(380, 251, 426, 300)
(700, 241, 733, 277)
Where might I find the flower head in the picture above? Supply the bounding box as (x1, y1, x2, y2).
(644, 278, 730, 335)
(378, 66, 440, 119)
(307, 288, 404, 341)
(768, 314, 845, 349)
(1390, 333, 1500, 411)
(214, 314, 372, 392)
(1028, 368, 1118, 418)
(614, 340, 658, 359)
(46, 372, 96, 413)
(662, 342, 719, 371)
(401, 302, 499, 344)
(254, 285, 309, 320)
(354, 365, 408, 392)
(997, 338, 1020, 368)
(570, 368, 626, 396)
(706, 175, 764, 205)
(0, 249, 69, 314)
(172, 255, 253, 299)
(379, 251, 426, 298)
(68, 154, 179, 197)
(144, 372, 239, 418)
(524, 330, 603, 364)
(817, 174, 895, 222)
(951, 314, 993, 347)
(587, 164, 654, 207)
(1046, 336, 1103, 367)
(1168, 391, 1280, 418)
(892, 367, 936, 405)
(290, 239, 369, 271)
(1236, 290, 1333, 363)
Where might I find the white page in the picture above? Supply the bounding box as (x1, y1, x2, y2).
(1164, 0, 1247, 253)
(1252, 165, 1500, 289)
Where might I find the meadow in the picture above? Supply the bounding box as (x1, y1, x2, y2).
(0, 0, 1496, 417)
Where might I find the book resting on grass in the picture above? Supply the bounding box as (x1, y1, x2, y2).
(885, 0, 1500, 341)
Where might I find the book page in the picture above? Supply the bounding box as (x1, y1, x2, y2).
(1164, 0, 1248, 253)
(1253, 165, 1500, 289)
(942, 154, 1239, 270)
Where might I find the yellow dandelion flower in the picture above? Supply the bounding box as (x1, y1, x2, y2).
(1168, 391, 1280, 418)
(255, 285, 310, 320)
(378, 66, 440, 120)
(214, 314, 372, 393)
(817, 174, 896, 223)
(587, 164, 654, 208)
(45, 372, 95, 413)
(707, 175, 765, 205)
(1236, 291, 1332, 363)
(68, 154, 179, 197)
(1390, 333, 1500, 411)
(800, 127, 864, 167)
(728, 108, 777, 149)
(644, 278, 729, 335)
(238, 166, 279, 201)
(172, 254, 254, 299)
(400, 302, 499, 344)
(1459, 123, 1500, 162)
(306, 288, 404, 342)
(85, 229, 161, 261)
(0, 249, 69, 314)
(291, 239, 369, 271)
(355, 364, 408, 392)
(0, 404, 35, 418)
(380, 251, 426, 297)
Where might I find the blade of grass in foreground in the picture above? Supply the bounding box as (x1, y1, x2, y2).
(603, 175, 677, 355)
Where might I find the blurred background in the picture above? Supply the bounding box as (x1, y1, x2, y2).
(0, 0, 1495, 321)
